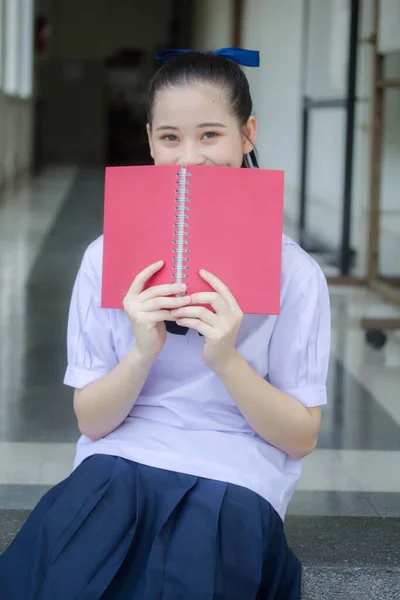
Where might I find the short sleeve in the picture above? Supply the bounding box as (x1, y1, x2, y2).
(63, 241, 118, 389)
(267, 257, 331, 408)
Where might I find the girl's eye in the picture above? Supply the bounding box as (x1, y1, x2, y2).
(161, 134, 178, 142)
(203, 131, 219, 140)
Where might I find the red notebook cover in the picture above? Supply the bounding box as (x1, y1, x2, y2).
(102, 165, 284, 314)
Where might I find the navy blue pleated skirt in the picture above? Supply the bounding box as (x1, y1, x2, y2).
(0, 455, 301, 599)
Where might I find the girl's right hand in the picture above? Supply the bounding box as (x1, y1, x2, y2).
(123, 260, 191, 363)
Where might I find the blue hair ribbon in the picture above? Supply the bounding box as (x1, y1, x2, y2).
(156, 47, 260, 67)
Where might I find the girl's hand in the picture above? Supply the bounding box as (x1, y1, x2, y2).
(171, 269, 243, 371)
(123, 261, 191, 363)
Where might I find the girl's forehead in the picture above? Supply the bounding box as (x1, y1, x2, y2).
(153, 83, 230, 120)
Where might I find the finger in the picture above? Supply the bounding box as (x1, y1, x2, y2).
(189, 291, 225, 313)
(141, 295, 191, 312)
(175, 318, 213, 337)
(171, 305, 218, 327)
(153, 311, 179, 323)
(138, 310, 178, 323)
(199, 269, 240, 310)
(127, 261, 165, 296)
(139, 282, 187, 302)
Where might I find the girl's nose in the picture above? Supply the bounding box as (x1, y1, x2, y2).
(179, 143, 206, 167)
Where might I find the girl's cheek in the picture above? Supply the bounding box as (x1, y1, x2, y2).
(153, 148, 176, 165)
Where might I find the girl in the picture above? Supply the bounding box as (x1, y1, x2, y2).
(0, 48, 331, 599)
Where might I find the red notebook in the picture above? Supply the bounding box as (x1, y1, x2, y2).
(102, 165, 284, 314)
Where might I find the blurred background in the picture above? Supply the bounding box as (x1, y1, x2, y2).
(0, 1, 399, 596)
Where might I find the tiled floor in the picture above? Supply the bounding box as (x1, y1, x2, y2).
(0, 168, 399, 518)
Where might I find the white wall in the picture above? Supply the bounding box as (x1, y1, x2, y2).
(0, 95, 33, 186)
(379, 0, 400, 53)
(241, 0, 304, 223)
(0, 0, 34, 190)
(192, 0, 233, 50)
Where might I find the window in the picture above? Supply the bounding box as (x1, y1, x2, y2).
(3, 0, 19, 95)
(0, 0, 4, 89)
(3, 0, 33, 97)
(19, 0, 33, 98)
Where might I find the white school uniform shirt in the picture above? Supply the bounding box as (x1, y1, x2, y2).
(64, 233, 331, 520)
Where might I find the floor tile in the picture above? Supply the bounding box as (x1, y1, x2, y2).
(299, 450, 400, 492)
(287, 490, 378, 517)
(367, 492, 400, 518)
(0, 443, 75, 484)
(0, 484, 51, 510)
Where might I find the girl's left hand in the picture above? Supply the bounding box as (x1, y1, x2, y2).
(171, 269, 243, 372)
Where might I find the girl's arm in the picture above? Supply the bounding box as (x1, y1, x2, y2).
(172, 261, 331, 460)
(73, 345, 153, 441)
(66, 252, 190, 442)
(212, 355, 321, 460)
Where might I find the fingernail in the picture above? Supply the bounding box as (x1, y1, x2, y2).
(179, 283, 187, 289)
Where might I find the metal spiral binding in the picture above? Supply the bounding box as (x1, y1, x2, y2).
(172, 165, 191, 292)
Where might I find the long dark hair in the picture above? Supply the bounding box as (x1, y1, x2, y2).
(147, 51, 259, 168)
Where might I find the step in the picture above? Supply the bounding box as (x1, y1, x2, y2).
(285, 516, 400, 599)
(1, 511, 399, 598)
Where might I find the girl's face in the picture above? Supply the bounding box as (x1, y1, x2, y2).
(147, 83, 257, 168)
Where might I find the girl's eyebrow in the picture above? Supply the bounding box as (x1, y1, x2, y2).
(197, 122, 227, 128)
(155, 125, 179, 132)
(155, 122, 227, 132)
